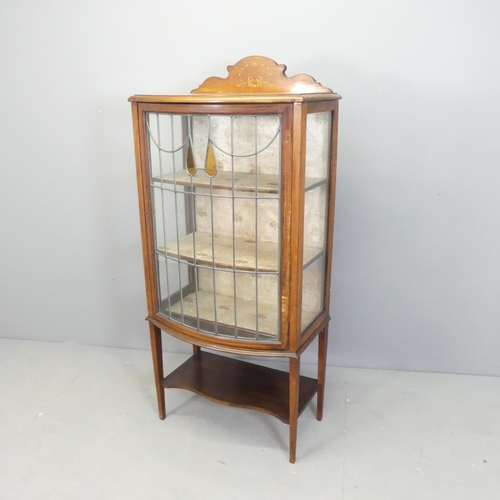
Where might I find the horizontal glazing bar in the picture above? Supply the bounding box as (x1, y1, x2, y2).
(150, 183, 279, 200)
(152, 171, 324, 195)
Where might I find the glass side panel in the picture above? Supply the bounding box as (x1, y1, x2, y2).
(146, 113, 282, 342)
(301, 111, 332, 333)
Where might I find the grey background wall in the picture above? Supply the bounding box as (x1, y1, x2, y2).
(1, 0, 499, 376)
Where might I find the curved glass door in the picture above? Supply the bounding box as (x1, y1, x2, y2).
(146, 113, 282, 342)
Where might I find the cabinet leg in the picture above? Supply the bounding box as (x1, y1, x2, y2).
(193, 345, 201, 355)
(289, 356, 300, 464)
(149, 323, 166, 420)
(317, 326, 329, 421)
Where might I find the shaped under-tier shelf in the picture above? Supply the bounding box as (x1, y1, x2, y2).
(159, 232, 322, 272)
(164, 290, 318, 338)
(162, 351, 319, 424)
(153, 170, 326, 194)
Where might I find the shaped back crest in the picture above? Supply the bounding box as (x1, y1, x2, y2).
(191, 56, 332, 94)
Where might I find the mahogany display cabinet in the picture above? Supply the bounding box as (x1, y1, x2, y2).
(129, 56, 340, 462)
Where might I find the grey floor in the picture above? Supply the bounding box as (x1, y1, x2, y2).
(1, 338, 499, 499)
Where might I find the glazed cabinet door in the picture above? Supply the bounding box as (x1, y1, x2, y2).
(140, 108, 292, 345)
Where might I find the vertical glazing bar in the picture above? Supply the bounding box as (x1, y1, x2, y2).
(171, 115, 184, 323)
(208, 116, 218, 334)
(230, 116, 238, 339)
(154, 113, 172, 318)
(187, 116, 200, 330)
(190, 187, 200, 330)
(254, 116, 260, 340)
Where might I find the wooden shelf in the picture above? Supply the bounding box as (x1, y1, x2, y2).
(153, 170, 326, 194)
(165, 290, 318, 337)
(160, 231, 323, 272)
(162, 351, 319, 424)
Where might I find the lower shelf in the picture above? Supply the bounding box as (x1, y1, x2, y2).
(162, 351, 319, 424)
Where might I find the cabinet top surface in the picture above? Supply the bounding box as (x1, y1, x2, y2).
(128, 93, 341, 104)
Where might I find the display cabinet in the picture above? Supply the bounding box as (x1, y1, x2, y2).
(129, 56, 340, 462)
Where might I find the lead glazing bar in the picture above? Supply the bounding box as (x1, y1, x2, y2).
(186, 117, 201, 330)
(149, 184, 279, 200)
(170, 114, 185, 323)
(153, 113, 172, 318)
(207, 118, 218, 335)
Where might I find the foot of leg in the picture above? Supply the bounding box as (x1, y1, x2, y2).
(149, 323, 166, 420)
(289, 356, 300, 463)
(317, 326, 329, 421)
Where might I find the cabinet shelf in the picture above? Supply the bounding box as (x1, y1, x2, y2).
(159, 232, 323, 272)
(162, 351, 319, 424)
(164, 290, 318, 338)
(153, 170, 326, 194)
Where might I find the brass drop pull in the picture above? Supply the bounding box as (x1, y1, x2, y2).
(186, 142, 196, 175)
(205, 142, 216, 177)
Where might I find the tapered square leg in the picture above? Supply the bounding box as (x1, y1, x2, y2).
(149, 323, 166, 420)
(317, 326, 328, 421)
(289, 356, 300, 463)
